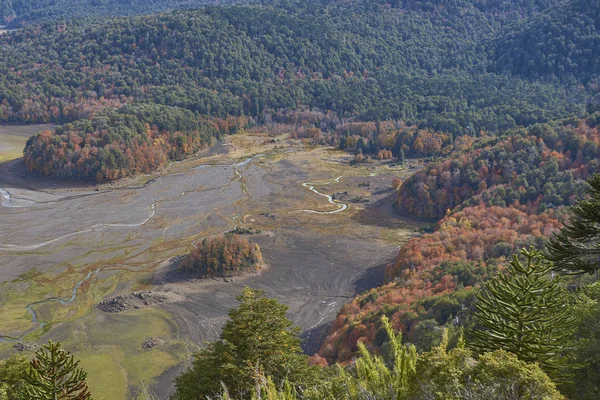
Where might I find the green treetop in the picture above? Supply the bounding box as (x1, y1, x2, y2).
(547, 174, 600, 275)
(173, 287, 318, 399)
(469, 247, 579, 379)
(22, 341, 92, 400)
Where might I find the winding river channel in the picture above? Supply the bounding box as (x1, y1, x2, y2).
(0, 154, 263, 340)
(291, 176, 348, 214)
(0, 268, 100, 342)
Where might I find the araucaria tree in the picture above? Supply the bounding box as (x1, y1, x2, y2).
(547, 174, 600, 275)
(470, 247, 578, 378)
(22, 341, 92, 400)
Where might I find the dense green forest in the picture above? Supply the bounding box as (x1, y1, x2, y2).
(0, 0, 244, 25)
(492, 0, 600, 84)
(0, 0, 567, 26)
(0, 0, 596, 129)
(0, 0, 596, 179)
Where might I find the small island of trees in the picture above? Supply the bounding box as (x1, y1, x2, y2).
(179, 234, 265, 279)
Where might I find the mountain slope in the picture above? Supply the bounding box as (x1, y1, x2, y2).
(0, 0, 243, 25)
(0, 1, 591, 132)
(491, 0, 600, 84)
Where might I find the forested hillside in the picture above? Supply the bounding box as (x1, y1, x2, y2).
(0, 0, 241, 25)
(0, 0, 596, 179)
(320, 113, 600, 363)
(0, 0, 594, 130)
(0, 0, 562, 25)
(398, 114, 600, 220)
(492, 0, 600, 84)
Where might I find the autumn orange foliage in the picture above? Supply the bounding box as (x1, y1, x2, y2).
(397, 118, 600, 219)
(319, 205, 561, 362)
(180, 234, 264, 278)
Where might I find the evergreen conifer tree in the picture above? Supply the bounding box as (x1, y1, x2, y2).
(547, 174, 600, 274)
(22, 341, 91, 400)
(470, 247, 578, 379)
(173, 287, 318, 399)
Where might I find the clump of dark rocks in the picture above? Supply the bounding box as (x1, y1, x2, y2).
(98, 291, 168, 313)
(332, 191, 349, 201)
(13, 342, 38, 352)
(259, 212, 276, 220)
(350, 196, 370, 204)
(142, 337, 165, 349)
(332, 191, 370, 204)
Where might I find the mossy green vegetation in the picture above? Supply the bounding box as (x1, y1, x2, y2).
(71, 308, 185, 400)
(0, 260, 186, 399)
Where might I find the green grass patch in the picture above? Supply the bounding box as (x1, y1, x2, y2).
(79, 348, 129, 400)
(0, 133, 28, 162)
(61, 308, 186, 399)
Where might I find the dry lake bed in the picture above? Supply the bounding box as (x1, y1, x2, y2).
(0, 126, 422, 399)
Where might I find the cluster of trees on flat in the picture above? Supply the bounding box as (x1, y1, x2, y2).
(180, 234, 264, 278)
(23, 104, 222, 181)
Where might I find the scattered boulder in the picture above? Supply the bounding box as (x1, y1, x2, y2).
(98, 291, 168, 313)
(142, 337, 165, 349)
(259, 212, 276, 220)
(13, 342, 37, 352)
